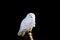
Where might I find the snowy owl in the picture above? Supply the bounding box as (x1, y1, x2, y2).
(17, 13, 36, 36)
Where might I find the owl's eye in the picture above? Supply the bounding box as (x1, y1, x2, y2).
(30, 15, 32, 18)
(29, 15, 32, 18)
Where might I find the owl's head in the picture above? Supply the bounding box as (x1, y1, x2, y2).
(27, 13, 35, 19)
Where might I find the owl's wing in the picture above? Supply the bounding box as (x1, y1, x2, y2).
(19, 18, 27, 32)
(19, 16, 35, 32)
(25, 17, 35, 29)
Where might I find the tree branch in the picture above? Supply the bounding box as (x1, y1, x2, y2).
(24, 32, 34, 40)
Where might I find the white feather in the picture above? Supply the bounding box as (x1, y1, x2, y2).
(17, 13, 36, 36)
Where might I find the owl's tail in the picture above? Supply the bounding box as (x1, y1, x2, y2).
(17, 31, 25, 37)
(17, 32, 22, 36)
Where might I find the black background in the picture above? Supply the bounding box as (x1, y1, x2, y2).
(0, 0, 58, 40)
(16, 0, 51, 40)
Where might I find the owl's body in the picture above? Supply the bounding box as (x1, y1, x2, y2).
(17, 13, 35, 36)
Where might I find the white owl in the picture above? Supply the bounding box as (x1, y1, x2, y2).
(17, 13, 36, 36)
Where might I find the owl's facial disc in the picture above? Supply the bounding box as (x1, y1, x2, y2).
(29, 15, 33, 18)
(27, 13, 35, 19)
